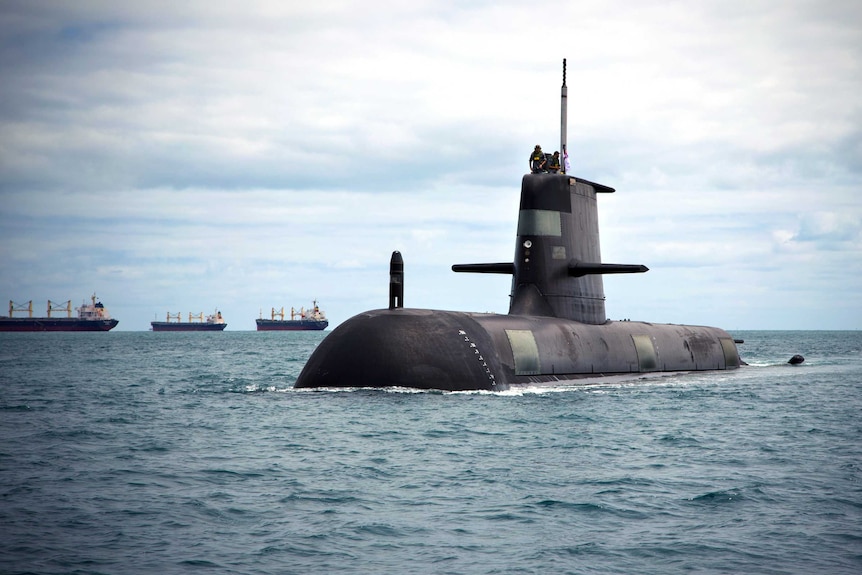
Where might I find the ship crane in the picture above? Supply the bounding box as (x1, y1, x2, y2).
(47, 300, 72, 318)
(8, 300, 33, 318)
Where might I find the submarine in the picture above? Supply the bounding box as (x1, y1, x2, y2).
(295, 61, 742, 392)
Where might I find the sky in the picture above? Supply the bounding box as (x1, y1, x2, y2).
(1, 0, 860, 331)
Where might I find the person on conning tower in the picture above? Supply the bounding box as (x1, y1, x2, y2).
(548, 151, 561, 173)
(529, 145, 545, 173)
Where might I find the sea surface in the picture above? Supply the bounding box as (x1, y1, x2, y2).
(1, 330, 860, 574)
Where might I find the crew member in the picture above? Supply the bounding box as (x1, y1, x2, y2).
(548, 151, 561, 173)
(529, 145, 545, 173)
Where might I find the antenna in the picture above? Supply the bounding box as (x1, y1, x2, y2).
(560, 58, 568, 174)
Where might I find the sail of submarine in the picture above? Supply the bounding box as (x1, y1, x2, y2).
(295, 60, 741, 391)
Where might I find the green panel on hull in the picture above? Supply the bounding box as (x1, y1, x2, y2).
(720, 337, 740, 368)
(506, 329, 541, 376)
(632, 334, 658, 371)
(517, 210, 562, 237)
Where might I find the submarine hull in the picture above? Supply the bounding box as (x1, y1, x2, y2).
(294, 308, 740, 391)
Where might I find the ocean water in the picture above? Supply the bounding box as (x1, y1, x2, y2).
(1, 330, 860, 574)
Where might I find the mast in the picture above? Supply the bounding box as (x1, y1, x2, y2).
(560, 58, 567, 174)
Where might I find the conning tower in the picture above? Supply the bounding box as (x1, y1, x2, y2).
(454, 173, 647, 324)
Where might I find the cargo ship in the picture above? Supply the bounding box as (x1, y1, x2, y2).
(256, 301, 328, 331)
(0, 294, 119, 332)
(151, 310, 227, 332)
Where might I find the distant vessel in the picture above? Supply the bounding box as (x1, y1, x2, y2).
(151, 311, 227, 332)
(256, 301, 328, 331)
(0, 294, 119, 332)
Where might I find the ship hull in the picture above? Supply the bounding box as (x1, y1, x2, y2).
(294, 308, 740, 391)
(151, 322, 227, 332)
(256, 319, 328, 331)
(0, 318, 119, 332)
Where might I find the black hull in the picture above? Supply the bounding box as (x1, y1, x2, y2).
(294, 308, 740, 391)
(0, 318, 119, 332)
(151, 322, 227, 332)
(256, 319, 328, 331)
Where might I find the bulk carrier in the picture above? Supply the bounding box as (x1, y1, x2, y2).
(0, 294, 119, 332)
(256, 301, 328, 331)
(151, 311, 227, 332)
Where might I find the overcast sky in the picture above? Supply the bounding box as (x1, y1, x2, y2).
(1, 0, 860, 331)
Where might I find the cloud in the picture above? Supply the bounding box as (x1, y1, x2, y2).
(1, 0, 861, 330)
(794, 211, 861, 246)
